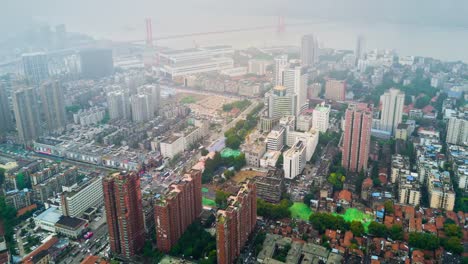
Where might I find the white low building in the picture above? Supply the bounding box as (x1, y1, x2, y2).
(283, 140, 307, 179)
(34, 207, 62, 232)
(61, 176, 104, 218)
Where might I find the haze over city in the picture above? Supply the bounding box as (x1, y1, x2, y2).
(0, 1, 467, 264)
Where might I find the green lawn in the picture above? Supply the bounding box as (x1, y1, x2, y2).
(220, 148, 241, 158)
(181, 96, 197, 104)
(289, 202, 312, 221)
(202, 187, 209, 193)
(334, 208, 374, 231)
(202, 197, 216, 207)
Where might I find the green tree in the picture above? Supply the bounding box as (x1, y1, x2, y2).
(388, 224, 403, 241)
(0, 168, 5, 186)
(223, 169, 235, 179)
(225, 135, 242, 149)
(368, 222, 387, 237)
(384, 200, 394, 214)
(408, 232, 440, 251)
(257, 199, 291, 220)
(350, 221, 365, 237)
(414, 95, 431, 109)
(444, 224, 462, 238)
(275, 154, 283, 168)
(309, 212, 348, 234)
(303, 193, 315, 207)
(442, 237, 463, 254)
(328, 172, 345, 189)
(201, 148, 209, 156)
(215, 190, 231, 209)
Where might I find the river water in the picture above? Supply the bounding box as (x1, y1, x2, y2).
(60, 15, 468, 62)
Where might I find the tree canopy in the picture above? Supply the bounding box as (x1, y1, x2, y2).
(257, 199, 291, 220)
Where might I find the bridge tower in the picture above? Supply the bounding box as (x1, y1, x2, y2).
(145, 18, 153, 47)
(144, 18, 159, 67)
(277, 15, 285, 33)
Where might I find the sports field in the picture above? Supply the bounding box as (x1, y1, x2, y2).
(220, 148, 241, 158)
(289, 202, 313, 221)
(202, 197, 216, 207)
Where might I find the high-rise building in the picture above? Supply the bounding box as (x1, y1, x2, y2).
(216, 181, 256, 264)
(266, 126, 285, 151)
(103, 171, 145, 258)
(107, 91, 131, 120)
(325, 79, 346, 101)
(22, 53, 49, 85)
(154, 170, 202, 253)
(55, 24, 67, 49)
(40, 81, 67, 133)
(446, 117, 468, 146)
(248, 59, 270, 75)
(312, 102, 331, 133)
(282, 66, 308, 115)
(379, 88, 405, 135)
(0, 82, 13, 134)
(283, 140, 307, 179)
(301, 34, 318, 67)
(80, 49, 114, 79)
(274, 55, 288, 86)
(130, 94, 154, 122)
(12, 87, 42, 144)
(355, 35, 365, 65)
(138, 84, 161, 114)
(268, 86, 296, 119)
(342, 104, 372, 173)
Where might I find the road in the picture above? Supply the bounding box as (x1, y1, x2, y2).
(62, 223, 109, 264)
(15, 229, 26, 257)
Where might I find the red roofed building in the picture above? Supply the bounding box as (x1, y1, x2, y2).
(423, 223, 437, 234)
(384, 216, 394, 228)
(435, 216, 445, 230)
(412, 250, 425, 264)
(23, 237, 59, 264)
(338, 190, 352, 207)
(81, 256, 110, 264)
(343, 231, 354, 247)
(409, 217, 422, 232)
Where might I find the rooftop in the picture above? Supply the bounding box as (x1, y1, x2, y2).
(34, 207, 62, 224)
(55, 216, 87, 229)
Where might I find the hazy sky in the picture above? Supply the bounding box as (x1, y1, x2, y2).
(1, 0, 468, 61)
(2, 0, 468, 27)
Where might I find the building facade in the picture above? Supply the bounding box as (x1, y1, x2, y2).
(0, 82, 14, 134)
(216, 181, 257, 264)
(80, 49, 114, 79)
(22, 52, 49, 85)
(12, 87, 42, 144)
(283, 140, 307, 179)
(342, 104, 372, 173)
(154, 170, 202, 253)
(379, 88, 405, 135)
(107, 91, 131, 120)
(268, 86, 296, 119)
(446, 117, 468, 146)
(301, 34, 319, 67)
(324, 79, 346, 101)
(40, 81, 67, 133)
(312, 102, 331, 133)
(103, 171, 145, 258)
(61, 176, 103, 218)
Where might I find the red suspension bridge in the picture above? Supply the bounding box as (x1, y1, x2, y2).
(136, 15, 294, 45)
